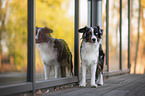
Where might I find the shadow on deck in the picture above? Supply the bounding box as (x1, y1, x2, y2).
(43, 74, 145, 96)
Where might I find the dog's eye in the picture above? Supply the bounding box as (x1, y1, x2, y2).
(94, 32, 98, 36)
(87, 32, 92, 37)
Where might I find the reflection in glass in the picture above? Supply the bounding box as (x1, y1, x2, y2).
(122, 0, 128, 70)
(35, 0, 74, 80)
(35, 27, 73, 80)
(109, 0, 120, 71)
(0, 0, 27, 85)
(80, 0, 88, 75)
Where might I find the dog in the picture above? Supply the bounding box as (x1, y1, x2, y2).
(35, 26, 73, 80)
(78, 26, 104, 87)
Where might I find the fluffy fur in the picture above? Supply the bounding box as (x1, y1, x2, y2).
(35, 26, 73, 79)
(78, 26, 104, 87)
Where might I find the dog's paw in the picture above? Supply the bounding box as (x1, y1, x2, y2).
(97, 82, 103, 86)
(97, 78, 104, 86)
(79, 82, 86, 87)
(97, 83, 103, 86)
(91, 84, 98, 88)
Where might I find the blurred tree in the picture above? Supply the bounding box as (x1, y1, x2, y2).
(36, 0, 74, 51)
(140, 0, 145, 73)
(130, 0, 145, 74)
(134, 0, 141, 73)
(108, 0, 120, 71)
(5, 0, 27, 71)
(35, 0, 74, 73)
(0, 0, 9, 72)
(0, 0, 74, 73)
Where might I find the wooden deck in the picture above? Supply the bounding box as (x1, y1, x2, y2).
(43, 74, 145, 96)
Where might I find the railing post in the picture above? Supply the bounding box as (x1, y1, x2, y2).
(91, 0, 102, 27)
(91, 0, 96, 26)
(128, 0, 131, 71)
(88, 0, 92, 27)
(119, 0, 122, 70)
(96, 0, 102, 27)
(106, 0, 109, 72)
(74, 0, 79, 78)
(27, 0, 35, 92)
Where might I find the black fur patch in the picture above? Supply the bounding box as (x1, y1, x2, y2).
(96, 44, 105, 79)
(54, 39, 73, 77)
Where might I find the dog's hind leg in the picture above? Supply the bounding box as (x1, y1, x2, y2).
(60, 66, 66, 77)
(44, 64, 50, 80)
(96, 64, 104, 86)
(97, 73, 103, 86)
(54, 65, 60, 78)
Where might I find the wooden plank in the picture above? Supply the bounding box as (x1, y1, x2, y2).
(45, 74, 145, 96)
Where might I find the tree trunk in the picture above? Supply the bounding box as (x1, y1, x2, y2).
(0, 0, 9, 72)
(134, 0, 141, 74)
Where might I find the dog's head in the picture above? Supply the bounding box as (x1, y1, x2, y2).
(35, 26, 53, 43)
(78, 26, 103, 43)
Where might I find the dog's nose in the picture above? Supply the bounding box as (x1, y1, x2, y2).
(92, 38, 96, 42)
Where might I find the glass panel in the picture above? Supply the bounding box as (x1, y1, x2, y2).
(130, 0, 145, 74)
(80, 0, 88, 27)
(102, 0, 107, 72)
(35, 0, 74, 81)
(109, 0, 120, 71)
(130, 0, 139, 74)
(0, 0, 27, 85)
(122, 0, 128, 70)
(79, 0, 88, 74)
(81, 0, 106, 75)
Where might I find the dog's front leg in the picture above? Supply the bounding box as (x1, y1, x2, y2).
(91, 64, 97, 88)
(54, 65, 59, 78)
(79, 64, 86, 87)
(44, 64, 50, 80)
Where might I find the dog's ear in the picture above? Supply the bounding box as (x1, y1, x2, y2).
(36, 27, 39, 35)
(100, 29, 103, 35)
(97, 26, 103, 35)
(78, 26, 88, 33)
(45, 26, 53, 33)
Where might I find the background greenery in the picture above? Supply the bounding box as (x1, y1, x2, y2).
(0, 0, 74, 74)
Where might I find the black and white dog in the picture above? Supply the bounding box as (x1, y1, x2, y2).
(35, 26, 73, 80)
(78, 26, 105, 88)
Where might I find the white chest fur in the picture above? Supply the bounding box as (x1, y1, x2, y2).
(81, 41, 100, 66)
(36, 42, 57, 65)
